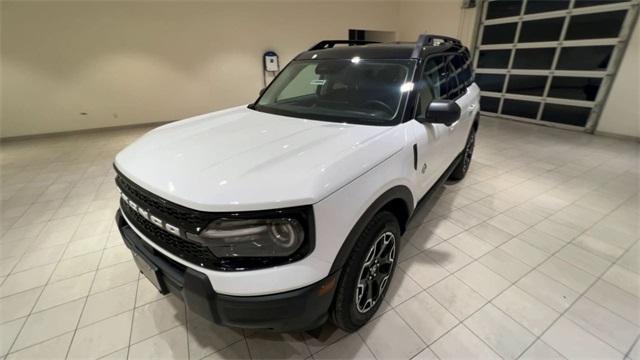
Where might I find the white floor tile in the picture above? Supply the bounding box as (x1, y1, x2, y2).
(468, 222, 513, 247)
(426, 242, 473, 273)
(519, 340, 565, 360)
(431, 324, 500, 359)
(427, 275, 487, 320)
(12, 298, 84, 351)
(517, 270, 579, 312)
(538, 257, 597, 293)
(0, 317, 25, 356)
(358, 310, 425, 359)
(0, 264, 55, 298)
(448, 231, 494, 259)
(5, 332, 73, 360)
(67, 311, 133, 360)
(566, 297, 640, 354)
(542, 317, 622, 359)
(396, 292, 458, 345)
(493, 286, 559, 336)
(79, 281, 136, 327)
(456, 261, 510, 299)
(33, 272, 94, 312)
(602, 265, 640, 297)
(128, 326, 188, 360)
(245, 332, 310, 360)
(201, 340, 250, 360)
(586, 280, 640, 326)
(314, 333, 375, 360)
(500, 238, 549, 267)
(130, 296, 185, 344)
(399, 253, 449, 289)
(0, 287, 41, 324)
(465, 304, 535, 359)
(90, 260, 138, 294)
(556, 244, 611, 276)
(479, 248, 532, 283)
(186, 310, 243, 360)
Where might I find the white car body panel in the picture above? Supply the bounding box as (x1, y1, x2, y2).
(115, 106, 402, 212)
(115, 84, 480, 296)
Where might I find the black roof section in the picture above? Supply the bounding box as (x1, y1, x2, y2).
(296, 34, 466, 61)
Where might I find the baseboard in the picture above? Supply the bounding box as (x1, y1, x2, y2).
(594, 130, 640, 142)
(0, 121, 172, 143)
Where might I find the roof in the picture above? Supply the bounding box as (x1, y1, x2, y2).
(296, 34, 463, 60)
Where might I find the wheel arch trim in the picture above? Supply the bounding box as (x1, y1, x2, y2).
(329, 185, 414, 273)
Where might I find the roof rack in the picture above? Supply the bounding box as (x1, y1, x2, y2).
(308, 40, 379, 51)
(410, 33, 463, 58)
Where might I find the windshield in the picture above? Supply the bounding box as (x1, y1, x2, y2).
(254, 59, 416, 125)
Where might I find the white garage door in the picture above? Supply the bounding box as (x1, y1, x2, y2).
(473, 0, 638, 131)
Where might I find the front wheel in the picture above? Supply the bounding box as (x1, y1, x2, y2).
(449, 127, 476, 181)
(331, 212, 400, 332)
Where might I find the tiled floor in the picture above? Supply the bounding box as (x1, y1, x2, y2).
(0, 116, 638, 359)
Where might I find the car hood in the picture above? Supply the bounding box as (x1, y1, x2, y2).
(115, 106, 405, 211)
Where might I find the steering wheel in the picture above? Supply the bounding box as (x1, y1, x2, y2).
(363, 100, 393, 115)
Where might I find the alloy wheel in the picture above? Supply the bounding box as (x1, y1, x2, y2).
(355, 231, 396, 313)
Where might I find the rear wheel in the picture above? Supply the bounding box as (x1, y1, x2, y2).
(331, 212, 400, 332)
(449, 127, 476, 181)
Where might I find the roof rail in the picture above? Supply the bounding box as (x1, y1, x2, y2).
(308, 40, 379, 51)
(410, 33, 463, 58)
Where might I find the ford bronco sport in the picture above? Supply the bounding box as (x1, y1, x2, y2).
(115, 34, 480, 332)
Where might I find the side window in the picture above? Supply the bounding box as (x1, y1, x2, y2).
(452, 52, 472, 89)
(416, 57, 442, 117)
(444, 55, 460, 100)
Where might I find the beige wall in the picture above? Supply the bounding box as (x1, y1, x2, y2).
(596, 18, 640, 139)
(1, 0, 399, 137)
(396, 0, 478, 46)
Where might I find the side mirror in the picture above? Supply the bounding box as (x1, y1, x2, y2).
(259, 88, 266, 96)
(420, 100, 461, 126)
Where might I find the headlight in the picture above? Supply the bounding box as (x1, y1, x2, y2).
(197, 218, 305, 258)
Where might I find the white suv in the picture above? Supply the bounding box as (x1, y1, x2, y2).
(115, 34, 480, 332)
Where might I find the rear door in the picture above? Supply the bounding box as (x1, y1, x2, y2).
(446, 52, 478, 161)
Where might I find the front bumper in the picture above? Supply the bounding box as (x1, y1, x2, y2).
(116, 210, 339, 331)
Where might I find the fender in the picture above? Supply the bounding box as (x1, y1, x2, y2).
(329, 185, 414, 273)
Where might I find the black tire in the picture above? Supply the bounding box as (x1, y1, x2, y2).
(449, 127, 476, 181)
(331, 211, 400, 332)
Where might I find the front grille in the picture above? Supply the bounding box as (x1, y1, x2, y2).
(121, 200, 218, 268)
(115, 174, 210, 231)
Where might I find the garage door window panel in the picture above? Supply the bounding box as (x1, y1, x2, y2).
(486, 0, 523, 19)
(478, 50, 511, 69)
(512, 48, 555, 69)
(506, 75, 548, 96)
(525, 0, 570, 14)
(518, 17, 564, 43)
(542, 104, 591, 126)
(502, 99, 540, 119)
(565, 11, 627, 40)
(548, 77, 602, 101)
(476, 74, 506, 93)
(480, 96, 501, 113)
(556, 46, 614, 71)
(482, 23, 518, 45)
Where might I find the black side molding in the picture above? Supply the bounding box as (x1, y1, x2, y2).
(413, 144, 418, 170)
